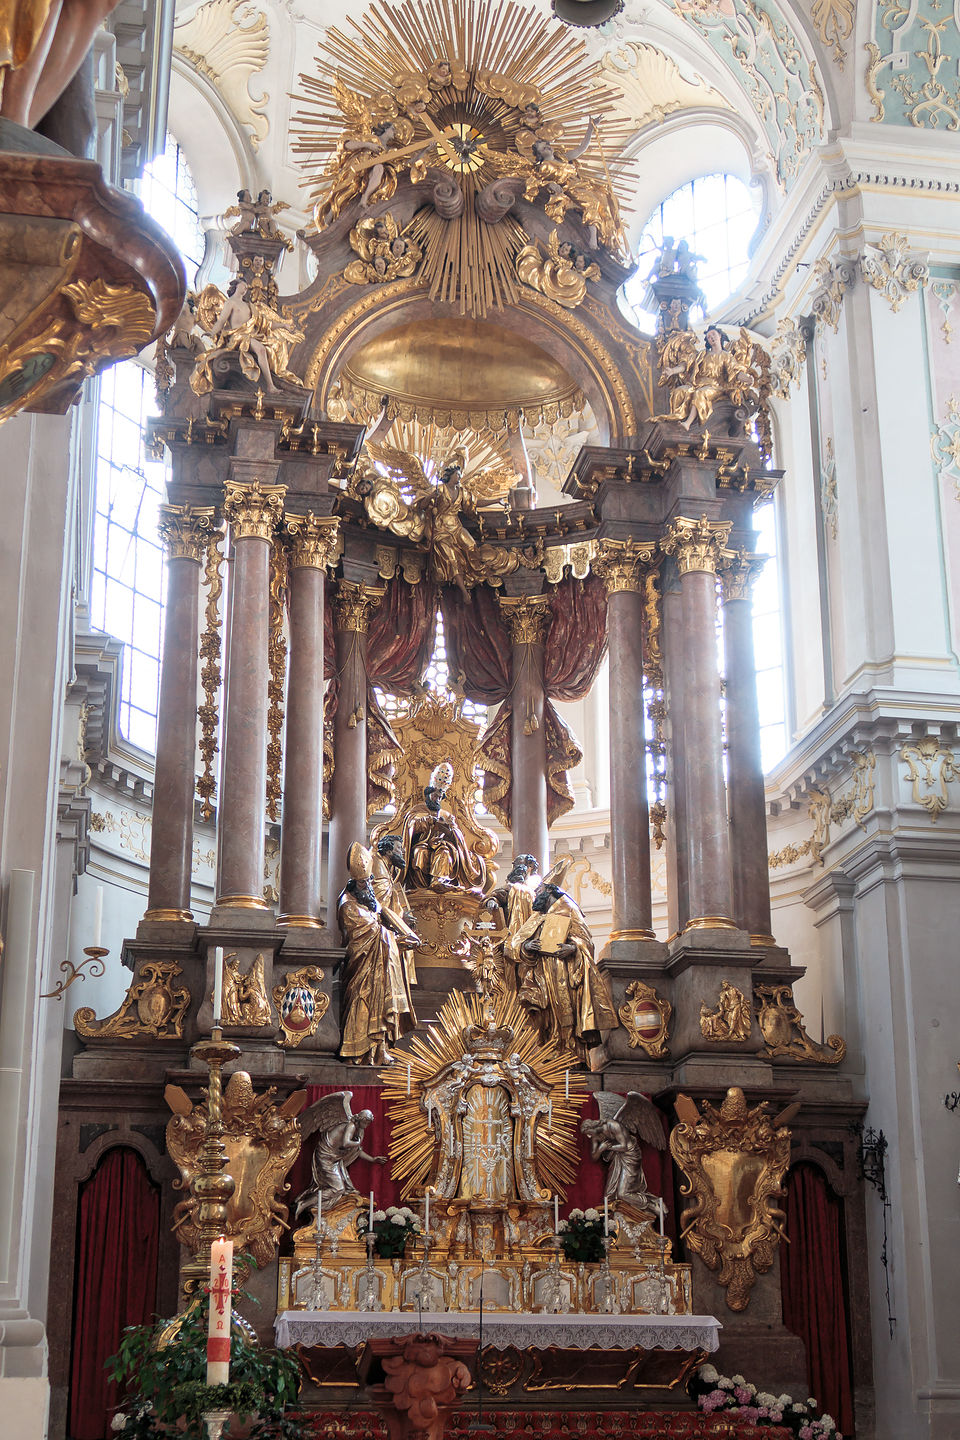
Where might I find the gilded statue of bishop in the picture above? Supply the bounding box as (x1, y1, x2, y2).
(398, 761, 486, 892)
(338, 842, 421, 1066)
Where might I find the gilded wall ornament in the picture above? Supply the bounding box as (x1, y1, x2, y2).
(222, 479, 286, 541)
(669, 1087, 791, 1311)
(173, 0, 271, 150)
(699, 981, 751, 1043)
(811, 0, 854, 68)
(165, 1072, 307, 1265)
(74, 960, 191, 1040)
(754, 984, 846, 1064)
(197, 527, 225, 822)
(212, 953, 273, 1027)
(273, 965, 330, 1047)
(618, 980, 671, 1059)
(661, 515, 733, 576)
(829, 749, 876, 828)
(860, 232, 929, 314)
(902, 735, 958, 821)
(931, 393, 960, 496)
(515, 231, 599, 310)
(599, 41, 732, 130)
(344, 213, 422, 285)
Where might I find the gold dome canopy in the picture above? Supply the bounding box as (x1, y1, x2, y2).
(337, 317, 585, 433)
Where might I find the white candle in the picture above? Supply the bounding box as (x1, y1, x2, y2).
(554, 1196, 559, 1234)
(565, 1070, 569, 1100)
(317, 1190, 322, 1230)
(407, 1062, 411, 1095)
(427, 1100, 433, 1127)
(547, 1098, 552, 1130)
(92, 885, 103, 948)
(369, 1190, 374, 1232)
(424, 1190, 430, 1232)
(212, 946, 224, 1027)
(604, 1197, 609, 1236)
(659, 1200, 665, 1239)
(206, 1236, 233, 1385)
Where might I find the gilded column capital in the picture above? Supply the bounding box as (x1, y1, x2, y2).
(498, 593, 552, 645)
(718, 547, 768, 603)
(157, 504, 218, 562)
(594, 538, 658, 596)
(661, 515, 733, 576)
(222, 480, 286, 541)
(333, 579, 385, 633)
(284, 513, 342, 569)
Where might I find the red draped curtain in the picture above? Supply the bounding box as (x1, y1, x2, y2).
(780, 1162, 855, 1436)
(69, 1147, 161, 1440)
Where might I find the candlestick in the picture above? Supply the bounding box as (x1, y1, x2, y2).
(206, 1236, 233, 1386)
(212, 947, 224, 1027)
(604, 1196, 609, 1236)
(369, 1190, 374, 1232)
(92, 885, 103, 949)
(316, 1189, 322, 1231)
(659, 1199, 665, 1239)
(547, 1098, 552, 1130)
(554, 1195, 559, 1234)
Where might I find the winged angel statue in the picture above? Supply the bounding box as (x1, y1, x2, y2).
(189, 278, 305, 396)
(294, 1089, 387, 1220)
(312, 78, 433, 226)
(581, 1090, 667, 1221)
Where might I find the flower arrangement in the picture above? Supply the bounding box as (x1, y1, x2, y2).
(556, 1208, 611, 1263)
(689, 1365, 841, 1439)
(357, 1204, 422, 1258)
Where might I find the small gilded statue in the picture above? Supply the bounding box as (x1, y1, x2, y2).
(700, 980, 751, 1042)
(190, 277, 305, 395)
(397, 762, 486, 893)
(581, 1091, 667, 1222)
(295, 1090, 387, 1219)
(338, 842, 421, 1066)
(505, 857, 617, 1058)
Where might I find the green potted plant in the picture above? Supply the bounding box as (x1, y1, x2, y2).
(357, 1204, 422, 1258)
(557, 1207, 612, 1263)
(106, 1273, 300, 1439)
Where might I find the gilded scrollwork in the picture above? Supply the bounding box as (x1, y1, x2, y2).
(74, 960, 191, 1041)
(768, 316, 807, 398)
(754, 984, 846, 1064)
(669, 1087, 791, 1311)
(165, 1071, 307, 1265)
(266, 537, 288, 821)
(344, 213, 423, 285)
(901, 735, 959, 820)
(811, 0, 855, 67)
(197, 526, 225, 823)
(273, 966, 331, 1048)
(618, 980, 671, 1059)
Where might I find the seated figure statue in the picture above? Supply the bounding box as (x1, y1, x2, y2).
(505, 857, 617, 1058)
(398, 761, 486, 893)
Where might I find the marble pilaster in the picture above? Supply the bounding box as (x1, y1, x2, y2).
(499, 592, 551, 874)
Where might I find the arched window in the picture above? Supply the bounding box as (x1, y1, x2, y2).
(623, 172, 760, 332)
(90, 134, 204, 751)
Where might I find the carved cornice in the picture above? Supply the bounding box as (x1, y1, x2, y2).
(222, 480, 286, 541)
(333, 579, 385, 633)
(718, 547, 767, 603)
(593, 538, 657, 595)
(157, 504, 218, 562)
(661, 516, 732, 576)
(498, 593, 552, 645)
(284, 513, 341, 570)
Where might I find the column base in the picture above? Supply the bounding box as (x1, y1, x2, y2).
(216, 894, 268, 909)
(749, 932, 779, 947)
(276, 913, 322, 929)
(606, 926, 657, 943)
(684, 915, 739, 932)
(142, 906, 194, 922)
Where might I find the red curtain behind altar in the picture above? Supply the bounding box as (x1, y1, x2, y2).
(544, 575, 608, 701)
(69, 1148, 161, 1440)
(286, 1085, 674, 1238)
(780, 1163, 854, 1436)
(441, 584, 511, 703)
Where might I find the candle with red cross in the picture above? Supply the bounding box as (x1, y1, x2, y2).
(207, 1236, 234, 1385)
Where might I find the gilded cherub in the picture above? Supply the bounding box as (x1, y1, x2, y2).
(344, 213, 422, 285)
(515, 230, 600, 309)
(223, 189, 292, 245)
(313, 79, 431, 226)
(190, 277, 305, 395)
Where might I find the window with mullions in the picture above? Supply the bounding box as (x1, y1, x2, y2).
(90, 134, 204, 753)
(624, 173, 760, 333)
(375, 611, 487, 727)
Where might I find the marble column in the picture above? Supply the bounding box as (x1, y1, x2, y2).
(277, 515, 340, 928)
(595, 539, 658, 941)
(499, 593, 551, 874)
(661, 515, 735, 931)
(326, 579, 384, 915)
(145, 505, 216, 921)
(215, 480, 286, 909)
(661, 571, 688, 937)
(720, 548, 775, 943)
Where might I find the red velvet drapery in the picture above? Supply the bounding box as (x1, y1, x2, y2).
(69, 1147, 161, 1440)
(441, 584, 512, 703)
(780, 1163, 854, 1436)
(544, 575, 608, 701)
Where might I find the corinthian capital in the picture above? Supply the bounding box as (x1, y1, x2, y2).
(333, 579, 385, 633)
(661, 515, 733, 576)
(594, 538, 658, 596)
(718, 547, 768, 602)
(284, 513, 341, 569)
(157, 504, 218, 562)
(498, 593, 551, 645)
(223, 480, 286, 540)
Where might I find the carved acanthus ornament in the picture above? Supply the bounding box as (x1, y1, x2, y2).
(266, 538, 288, 821)
(165, 1071, 307, 1266)
(718, 548, 766, 603)
(599, 42, 732, 130)
(754, 984, 846, 1064)
(222, 480, 286, 541)
(197, 527, 225, 822)
(594, 538, 657, 595)
(333, 579, 386, 633)
(811, 0, 854, 67)
(515, 231, 600, 310)
(157, 504, 217, 562)
(173, 0, 271, 150)
(284, 513, 341, 569)
(344, 213, 422, 285)
(809, 255, 857, 332)
(669, 1088, 791, 1312)
(74, 960, 191, 1040)
(273, 966, 331, 1048)
(820, 437, 839, 540)
(661, 515, 732, 576)
(768, 316, 807, 398)
(860, 232, 929, 313)
(699, 981, 751, 1043)
(498, 593, 552, 645)
(618, 980, 671, 1059)
(901, 735, 958, 821)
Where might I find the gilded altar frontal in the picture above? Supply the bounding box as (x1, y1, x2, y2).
(2, 0, 956, 1436)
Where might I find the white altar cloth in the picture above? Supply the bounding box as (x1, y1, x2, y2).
(275, 1310, 720, 1354)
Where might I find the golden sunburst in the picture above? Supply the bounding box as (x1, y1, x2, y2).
(380, 989, 589, 1201)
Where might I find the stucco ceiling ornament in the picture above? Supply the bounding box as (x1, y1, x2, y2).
(859, 231, 929, 314)
(768, 315, 807, 397)
(598, 41, 732, 129)
(809, 253, 858, 332)
(174, 0, 270, 151)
